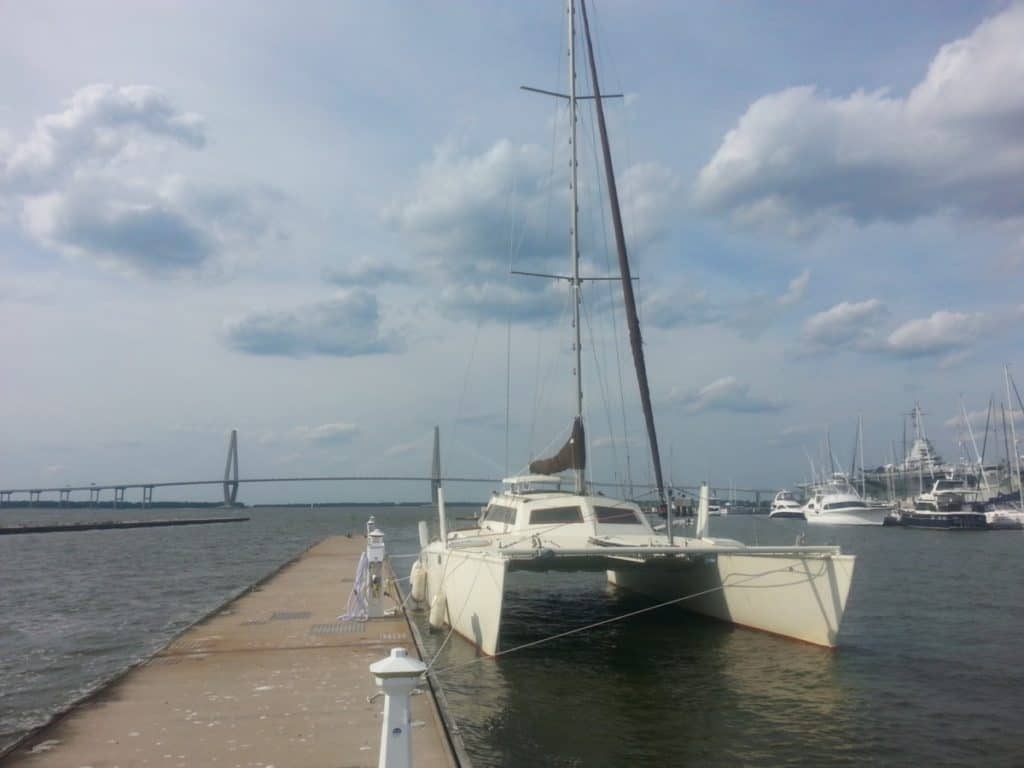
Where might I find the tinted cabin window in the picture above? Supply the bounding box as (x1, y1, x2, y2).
(594, 505, 642, 525)
(483, 504, 516, 525)
(825, 500, 866, 510)
(530, 506, 583, 525)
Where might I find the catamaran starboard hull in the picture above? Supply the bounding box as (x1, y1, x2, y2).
(608, 552, 855, 647)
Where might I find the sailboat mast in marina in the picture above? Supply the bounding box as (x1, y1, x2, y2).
(413, 0, 857, 657)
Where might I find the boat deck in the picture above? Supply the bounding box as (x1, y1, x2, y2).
(1, 536, 460, 768)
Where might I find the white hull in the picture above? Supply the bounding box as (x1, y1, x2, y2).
(422, 546, 508, 654)
(421, 540, 856, 654)
(804, 507, 889, 526)
(985, 509, 1024, 530)
(608, 551, 854, 647)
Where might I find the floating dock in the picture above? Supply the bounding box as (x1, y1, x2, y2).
(1, 535, 462, 767)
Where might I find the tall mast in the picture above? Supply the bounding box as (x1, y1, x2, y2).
(1005, 365, 1023, 507)
(568, 0, 584, 494)
(578, 0, 668, 525)
(1002, 401, 1013, 493)
(858, 414, 866, 498)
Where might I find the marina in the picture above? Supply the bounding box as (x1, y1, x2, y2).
(2, 504, 1023, 766)
(3, 0, 1024, 765)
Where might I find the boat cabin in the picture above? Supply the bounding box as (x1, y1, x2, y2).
(462, 475, 654, 541)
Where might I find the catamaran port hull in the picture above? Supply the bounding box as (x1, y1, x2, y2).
(608, 552, 856, 648)
(422, 547, 508, 655)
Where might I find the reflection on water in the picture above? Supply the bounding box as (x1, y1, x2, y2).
(415, 573, 865, 766)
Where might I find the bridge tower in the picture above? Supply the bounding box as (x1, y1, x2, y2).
(223, 429, 239, 507)
(430, 425, 441, 504)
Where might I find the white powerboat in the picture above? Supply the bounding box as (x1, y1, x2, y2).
(802, 477, 890, 526)
(769, 490, 805, 519)
(414, 0, 856, 656)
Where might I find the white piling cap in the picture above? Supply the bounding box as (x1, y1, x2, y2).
(370, 647, 427, 679)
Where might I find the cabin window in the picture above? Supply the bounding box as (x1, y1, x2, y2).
(594, 505, 642, 525)
(824, 501, 866, 510)
(482, 504, 517, 525)
(530, 506, 583, 525)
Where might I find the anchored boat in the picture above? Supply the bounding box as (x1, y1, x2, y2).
(415, 0, 856, 656)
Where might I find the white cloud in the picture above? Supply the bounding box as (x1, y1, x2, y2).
(323, 262, 416, 287)
(693, 5, 1024, 235)
(669, 375, 785, 414)
(296, 423, 361, 444)
(777, 269, 810, 307)
(386, 140, 679, 322)
(642, 286, 721, 329)
(224, 290, 402, 357)
(3, 85, 283, 277)
(882, 310, 988, 358)
(802, 299, 887, 349)
(2, 84, 204, 193)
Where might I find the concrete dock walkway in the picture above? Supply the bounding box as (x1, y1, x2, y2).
(3, 536, 460, 767)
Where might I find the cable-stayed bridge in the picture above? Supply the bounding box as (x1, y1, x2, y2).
(0, 428, 775, 509)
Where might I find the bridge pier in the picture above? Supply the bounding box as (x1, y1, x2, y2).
(59, 489, 71, 507)
(0, 491, 10, 506)
(142, 486, 154, 508)
(30, 490, 41, 507)
(223, 429, 239, 507)
(430, 425, 441, 504)
(89, 487, 100, 506)
(113, 487, 125, 508)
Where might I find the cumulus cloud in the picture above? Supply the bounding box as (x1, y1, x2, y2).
(20, 176, 280, 276)
(1, 84, 205, 193)
(224, 289, 402, 357)
(323, 262, 417, 287)
(881, 310, 988, 358)
(799, 301, 1019, 365)
(22, 179, 213, 275)
(642, 269, 809, 332)
(2, 84, 282, 277)
(440, 280, 565, 324)
(777, 269, 810, 306)
(642, 286, 722, 330)
(386, 139, 679, 322)
(669, 375, 785, 413)
(295, 423, 361, 444)
(802, 299, 888, 349)
(694, 5, 1024, 234)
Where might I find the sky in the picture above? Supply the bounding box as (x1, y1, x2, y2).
(2, 0, 1023, 504)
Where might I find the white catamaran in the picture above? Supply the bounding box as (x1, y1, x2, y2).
(414, 0, 856, 656)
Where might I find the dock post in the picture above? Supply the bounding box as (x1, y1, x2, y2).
(370, 648, 427, 768)
(367, 525, 387, 619)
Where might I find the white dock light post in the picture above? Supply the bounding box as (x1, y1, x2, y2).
(371, 647, 427, 768)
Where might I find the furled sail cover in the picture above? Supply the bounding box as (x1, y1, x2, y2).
(529, 417, 586, 475)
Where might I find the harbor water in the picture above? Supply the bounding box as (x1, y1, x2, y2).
(2, 504, 1022, 766)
